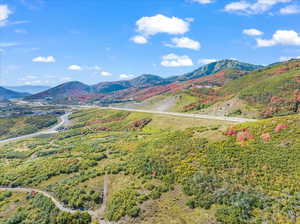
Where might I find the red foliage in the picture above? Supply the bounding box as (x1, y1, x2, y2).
(270, 96, 284, 103)
(236, 130, 254, 143)
(261, 133, 271, 142)
(262, 107, 278, 117)
(225, 126, 238, 136)
(130, 118, 152, 129)
(133, 83, 185, 101)
(271, 66, 289, 75)
(77, 93, 104, 102)
(294, 90, 300, 102)
(274, 124, 288, 132)
(187, 70, 227, 86)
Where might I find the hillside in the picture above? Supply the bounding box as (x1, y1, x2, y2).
(0, 108, 299, 223)
(0, 114, 58, 140)
(124, 59, 300, 118)
(0, 87, 29, 100)
(179, 59, 300, 118)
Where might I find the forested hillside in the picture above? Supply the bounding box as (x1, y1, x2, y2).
(0, 108, 299, 223)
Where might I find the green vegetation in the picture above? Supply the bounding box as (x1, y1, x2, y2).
(0, 114, 58, 140)
(0, 108, 299, 223)
(1, 193, 90, 224)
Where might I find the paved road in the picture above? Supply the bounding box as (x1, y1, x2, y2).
(100, 107, 257, 123)
(0, 113, 71, 144)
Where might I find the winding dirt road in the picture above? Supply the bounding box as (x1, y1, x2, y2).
(0, 174, 113, 224)
(0, 112, 71, 144)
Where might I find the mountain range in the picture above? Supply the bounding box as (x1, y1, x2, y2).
(2, 58, 300, 118)
(0, 86, 29, 101)
(4, 85, 51, 94)
(24, 59, 261, 103)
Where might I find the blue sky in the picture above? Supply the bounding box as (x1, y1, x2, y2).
(1, 0, 300, 86)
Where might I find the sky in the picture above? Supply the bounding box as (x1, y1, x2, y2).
(1, 0, 300, 86)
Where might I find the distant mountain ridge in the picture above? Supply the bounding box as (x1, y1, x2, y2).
(26, 81, 93, 100)
(167, 59, 263, 82)
(4, 85, 51, 94)
(0, 86, 29, 100)
(25, 59, 262, 103)
(92, 74, 167, 94)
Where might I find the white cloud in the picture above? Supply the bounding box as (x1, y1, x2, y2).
(68, 65, 82, 70)
(225, 0, 292, 14)
(136, 14, 190, 37)
(280, 4, 300, 14)
(161, 53, 194, 67)
(243, 28, 263, 36)
(120, 74, 135, 79)
(100, 71, 112, 76)
(279, 55, 300, 61)
(256, 30, 300, 47)
(0, 42, 19, 48)
(15, 29, 28, 34)
(225, 1, 251, 12)
(131, 35, 148, 44)
(86, 65, 101, 71)
(32, 56, 56, 63)
(198, 58, 217, 65)
(191, 0, 214, 4)
(0, 5, 11, 22)
(20, 75, 72, 86)
(166, 37, 201, 50)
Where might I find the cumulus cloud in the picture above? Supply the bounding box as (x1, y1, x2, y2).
(131, 35, 148, 44)
(279, 55, 300, 61)
(100, 71, 112, 76)
(243, 28, 263, 36)
(225, 0, 292, 14)
(0, 5, 11, 22)
(256, 30, 300, 47)
(135, 14, 190, 37)
(166, 37, 201, 50)
(280, 4, 300, 14)
(161, 53, 194, 67)
(32, 56, 56, 63)
(191, 0, 214, 4)
(68, 65, 82, 70)
(198, 58, 217, 65)
(120, 74, 135, 79)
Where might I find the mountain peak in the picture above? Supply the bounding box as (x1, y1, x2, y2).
(168, 59, 263, 82)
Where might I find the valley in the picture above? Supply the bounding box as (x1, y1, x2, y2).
(0, 59, 299, 224)
(2, 1, 300, 223)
